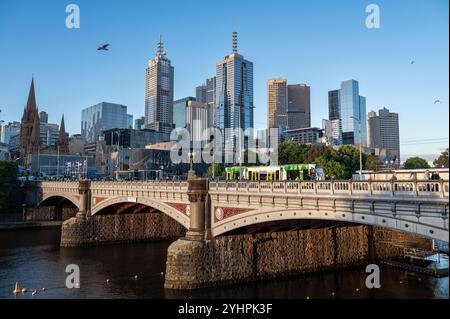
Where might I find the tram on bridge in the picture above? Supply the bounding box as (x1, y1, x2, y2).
(225, 164, 325, 181)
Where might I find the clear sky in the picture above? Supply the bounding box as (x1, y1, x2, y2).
(0, 0, 448, 159)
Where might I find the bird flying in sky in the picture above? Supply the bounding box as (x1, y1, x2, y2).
(97, 44, 110, 51)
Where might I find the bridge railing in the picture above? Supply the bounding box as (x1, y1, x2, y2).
(89, 180, 188, 192)
(208, 180, 449, 198)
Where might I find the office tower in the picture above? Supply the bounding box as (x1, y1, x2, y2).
(39, 111, 48, 124)
(286, 127, 324, 145)
(322, 119, 342, 146)
(144, 36, 174, 134)
(197, 76, 216, 128)
(40, 122, 59, 146)
(127, 114, 133, 129)
(328, 90, 340, 120)
(367, 107, 400, 162)
(173, 97, 196, 129)
(287, 83, 311, 129)
(196, 84, 207, 103)
(0, 121, 20, 144)
(186, 101, 208, 142)
(81, 102, 128, 143)
(215, 32, 254, 151)
(333, 79, 367, 146)
(134, 116, 145, 130)
(267, 78, 288, 139)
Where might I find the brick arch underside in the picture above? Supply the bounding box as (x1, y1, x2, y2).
(91, 197, 189, 229)
(40, 193, 80, 209)
(213, 207, 448, 243)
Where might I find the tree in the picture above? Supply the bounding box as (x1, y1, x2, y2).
(314, 156, 345, 179)
(304, 144, 336, 163)
(0, 161, 19, 210)
(433, 148, 449, 168)
(207, 163, 224, 179)
(403, 157, 430, 169)
(365, 155, 383, 171)
(278, 141, 309, 165)
(334, 145, 367, 179)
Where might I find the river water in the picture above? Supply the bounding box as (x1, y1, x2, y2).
(0, 229, 448, 299)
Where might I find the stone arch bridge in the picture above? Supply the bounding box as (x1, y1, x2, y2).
(37, 178, 449, 242)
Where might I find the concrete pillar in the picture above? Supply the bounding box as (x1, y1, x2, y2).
(76, 180, 91, 219)
(185, 177, 209, 241)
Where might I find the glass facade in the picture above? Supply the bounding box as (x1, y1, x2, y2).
(338, 80, 366, 146)
(215, 49, 254, 151)
(81, 102, 128, 143)
(144, 37, 174, 134)
(103, 128, 170, 148)
(173, 97, 196, 129)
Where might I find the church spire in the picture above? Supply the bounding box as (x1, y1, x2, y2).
(57, 114, 69, 154)
(26, 77, 37, 113)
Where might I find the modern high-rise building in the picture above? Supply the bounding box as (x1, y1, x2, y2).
(134, 116, 145, 130)
(322, 119, 342, 146)
(39, 111, 48, 124)
(330, 80, 367, 146)
(267, 78, 288, 139)
(186, 101, 208, 142)
(287, 83, 311, 130)
(127, 114, 133, 129)
(367, 107, 400, 162)
(81, 102, 128, 143)
(196, 76, 216, 128)
(328, 90, 340, 120)
(144, 36, 174, 134)
(215, 32, 254, 152)
(0, 121, 20, 144)
(173, 97, 196, 129)
(40, 123, 59, 147)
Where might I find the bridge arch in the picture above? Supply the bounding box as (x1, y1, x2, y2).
(91, 196, 190, 229)
(39, 193, 80, 210)
(212, 207, 448, 243)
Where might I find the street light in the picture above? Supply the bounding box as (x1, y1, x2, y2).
(350, 115, 363, 180)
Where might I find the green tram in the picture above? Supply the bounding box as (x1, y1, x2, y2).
(225, 164, 324, 181)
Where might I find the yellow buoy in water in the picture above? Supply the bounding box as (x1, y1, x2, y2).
(21, 288, 27, 294)
(13, 282, 20, 295)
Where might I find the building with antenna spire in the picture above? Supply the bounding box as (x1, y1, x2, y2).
(215, 31, 254, 156)
(144, 35, 174, 134)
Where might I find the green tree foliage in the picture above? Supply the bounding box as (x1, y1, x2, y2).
(278, 141, 309, 165)
(207, 163, 224, 179)
(334, 145, 367, 179)
(365, 155, 383, 171)
(0, 161, 19, 210)
(403, 157, 430, 169)
(314, 156, 345, 179)
(433, 148, 449, 168)
(304, 144, 335, 163)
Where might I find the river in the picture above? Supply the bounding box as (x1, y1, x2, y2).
(0, 229, 448, 299)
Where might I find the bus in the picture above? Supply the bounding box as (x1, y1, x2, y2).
(225, 164, 324, 181)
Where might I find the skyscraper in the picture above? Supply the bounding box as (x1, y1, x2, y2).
(81, 102, 128, 143)
(287, 83, 311, 129)
(173, 97, 196, 129)
(367, 107, 400, 162)
(134, 116, 145, 130)
(328, 90, 340, 120)
(215, 32, 254, 151)
(145, 36, 174, 134)
(127, 114, 133, 129)
(186, 101, 208, 142)
(196, 76, 216, 128)
(267, 78, 288, 137)
(39, 111, 48, 124)
(332, 80, 367, 146)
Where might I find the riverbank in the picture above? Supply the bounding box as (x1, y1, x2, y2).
(0, 221, 62, 231)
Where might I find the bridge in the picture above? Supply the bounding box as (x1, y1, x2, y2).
(37, 178, 449, 242)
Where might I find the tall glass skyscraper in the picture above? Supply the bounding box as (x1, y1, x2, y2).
(145, 36, 174, 134)
(215, 32, 254, 151)
(81, 102, 128, 143)
(334, 80, 367, 146)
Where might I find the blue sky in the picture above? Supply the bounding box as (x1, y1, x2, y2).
(0, 0, 448, 158)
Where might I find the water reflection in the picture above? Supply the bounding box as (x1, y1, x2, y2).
(0, 229, 447, 299)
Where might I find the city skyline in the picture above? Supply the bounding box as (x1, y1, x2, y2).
(0, 0, 448, 159)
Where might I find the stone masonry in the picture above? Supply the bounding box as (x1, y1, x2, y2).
(164, 225, 428, 289)
(61, 212, 186, 247)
